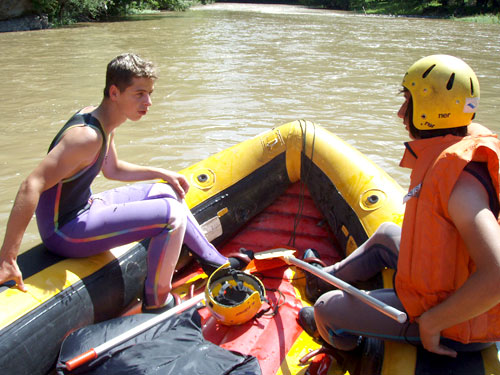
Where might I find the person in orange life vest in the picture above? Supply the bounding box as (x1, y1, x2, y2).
(298, 55, 500, 357)
(0, 53, 234, 313)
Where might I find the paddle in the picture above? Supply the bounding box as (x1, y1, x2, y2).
(63, 258, 281, 372)
(64, 293, 205, 371)
(254, 248, 408, 324)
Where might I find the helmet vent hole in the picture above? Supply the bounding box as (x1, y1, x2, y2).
(470, 78, 475, 95)
(422, 64, 436, 78)
(446, 73, 455, 90)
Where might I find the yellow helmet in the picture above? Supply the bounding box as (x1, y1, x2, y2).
(205, 263, 266, 326)
(402, 55, 480, 130)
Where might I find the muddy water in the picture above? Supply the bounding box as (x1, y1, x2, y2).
(0, 4, 499, 252)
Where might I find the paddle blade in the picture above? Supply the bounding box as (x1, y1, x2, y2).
(243, 258, 287, 274)
(253, 248, 296, 260)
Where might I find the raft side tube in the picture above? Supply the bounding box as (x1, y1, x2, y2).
(283, 121, 405, 240)
(0, 241, 148, 375)
(190, 153, 291, 248)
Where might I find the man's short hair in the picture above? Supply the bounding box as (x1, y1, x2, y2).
(104, 53, 157, 97)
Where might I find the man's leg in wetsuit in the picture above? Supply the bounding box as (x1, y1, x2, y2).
(43, 183, 227, 308)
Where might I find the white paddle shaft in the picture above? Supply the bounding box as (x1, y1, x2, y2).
(66, 293, 205, 371)
(284, 255, 407, 324)
(98, 293, 205, 353)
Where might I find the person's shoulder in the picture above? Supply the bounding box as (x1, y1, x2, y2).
(59, 125, 103, 151)
(449, 169, 490, 217)
(467, 123, 494, 136)
(77, 106, 97, 115)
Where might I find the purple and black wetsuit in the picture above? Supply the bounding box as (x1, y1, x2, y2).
(36, 111, 227, 308)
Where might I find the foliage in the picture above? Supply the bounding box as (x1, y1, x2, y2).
(31, 0, 108, 24)
(297, 0, 500, 16)
(30, 0, 212, 25)
(156, 0, 197, 11)
(29, 0, 499, 25)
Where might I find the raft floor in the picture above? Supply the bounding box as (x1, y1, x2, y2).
(172, 182, 345, 375)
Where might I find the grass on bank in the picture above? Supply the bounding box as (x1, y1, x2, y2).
(340, 0, 499, 23)
(32, 0, 500, 26)
(454, 13, 500, 23)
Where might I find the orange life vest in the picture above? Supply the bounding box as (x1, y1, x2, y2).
(395, 134, 500, 343)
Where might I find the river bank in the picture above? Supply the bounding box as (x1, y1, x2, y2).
(197, 2, 499, 22)
(0, 14, 49, 32)
(1, 1, 498, 33)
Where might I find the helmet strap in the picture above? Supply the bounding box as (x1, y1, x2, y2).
(215, 279, 255, 306)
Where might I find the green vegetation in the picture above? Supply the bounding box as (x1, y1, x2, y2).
(30, 0, 500, 26)
(455, 13, 500, 22)
(300, 0, 500, 20)
(31, 0, 214, 26)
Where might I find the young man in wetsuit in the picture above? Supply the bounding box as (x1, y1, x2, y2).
(299, 55, 500, 356)
(0, 53, 233, 312)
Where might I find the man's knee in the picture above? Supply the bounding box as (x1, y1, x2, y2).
(375, 222, 400, 236)
(167, 199, 187, 230)
(148, 182, 180, 200)
(372, 222, 401, 250)
(314, 290, 344, 325)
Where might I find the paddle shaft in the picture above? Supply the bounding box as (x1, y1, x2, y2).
(65, 293, 205, 371)
(283, 255, 407, 324)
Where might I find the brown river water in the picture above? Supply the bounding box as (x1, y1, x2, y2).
(0, 3, 499, 252)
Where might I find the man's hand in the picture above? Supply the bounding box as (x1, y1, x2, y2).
(160, 170, 190, 199)
(416, 313, 457, 357)
(0, 255, 26, 292)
